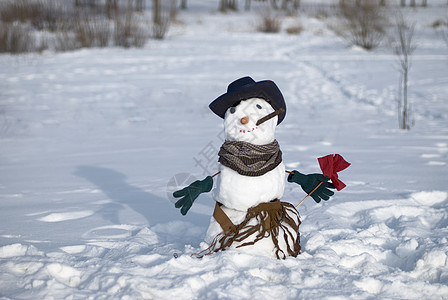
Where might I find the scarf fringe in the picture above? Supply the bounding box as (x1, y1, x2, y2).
(193, 200, 301, 259)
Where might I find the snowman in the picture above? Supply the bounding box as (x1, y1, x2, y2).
(173, 76, 336, 259)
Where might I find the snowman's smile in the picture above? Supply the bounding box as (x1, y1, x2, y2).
(237, 108, 281, 134)
(239, 126, 259, 133)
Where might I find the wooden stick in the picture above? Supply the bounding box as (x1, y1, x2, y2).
(256, 108, 285, 126)
(211, 171, 221, 178)
(295, 182, 323, 209)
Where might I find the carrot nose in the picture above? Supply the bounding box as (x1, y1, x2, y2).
(240, 116, 249, 125)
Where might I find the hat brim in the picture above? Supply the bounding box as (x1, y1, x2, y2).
(209, 80, 286, 125)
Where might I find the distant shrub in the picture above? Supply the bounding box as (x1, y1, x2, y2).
(336, 0, 387, 50)
(54, 13, 111, 51)
(152, 14, 170, 40)
(114, 13, 148, 48)
(0, 0, 67, 32)
(219, 0, 238, 12)
(256, 9, 282, 33)
(286, 19, 304, 35)
(311, 6, 330, 20)
(432, 19, 447, 28)
(0, 22, 36, 53)
(0, 0, 152, 53)
(76, 16, 111, 48)
(55, 28, 81, 52)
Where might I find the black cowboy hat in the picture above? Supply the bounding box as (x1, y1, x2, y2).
(209, 76, 286, 125)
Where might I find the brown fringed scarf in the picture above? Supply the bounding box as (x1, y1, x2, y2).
(218, 140, 282, 177)
(195, 200, 301, 259)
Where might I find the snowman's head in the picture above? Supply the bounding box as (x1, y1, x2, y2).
(224, 98, 277, 145)
(209, 77, 286, 145)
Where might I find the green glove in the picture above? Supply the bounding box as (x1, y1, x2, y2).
(173, 176, 213, 215)
(287, 170, 335, 203)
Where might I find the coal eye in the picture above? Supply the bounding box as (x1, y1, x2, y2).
(230, 107, 236, 114)
(256, 104, 262, 109)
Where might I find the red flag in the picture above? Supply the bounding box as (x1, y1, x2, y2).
(318, 154, 350, 191)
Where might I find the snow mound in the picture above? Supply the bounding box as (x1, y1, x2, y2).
(0, 244, 43, 258)
(410, 190, 447, 206)
(46, 263, 82, 288)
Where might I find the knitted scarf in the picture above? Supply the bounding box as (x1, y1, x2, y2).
(218, 140, 282, 177)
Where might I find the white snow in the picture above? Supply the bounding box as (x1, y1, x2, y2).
(38, 210, 95, 222)
(1, 0, 448, 299)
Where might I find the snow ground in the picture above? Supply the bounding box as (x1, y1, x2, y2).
(1, 1, 448, 299)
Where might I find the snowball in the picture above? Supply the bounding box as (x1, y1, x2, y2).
(224, 98, 277, 146)
(213, 163, 285, 211)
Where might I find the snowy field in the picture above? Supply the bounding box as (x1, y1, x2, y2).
(1, 1, 448, 299)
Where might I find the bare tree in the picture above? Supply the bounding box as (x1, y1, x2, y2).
(74, 0, 97, 7)
(401, 0, 430, 6)
(153, 0, 160, 24)
(280, 0, 300, 10)
(439, 19, 448, 47)
(245, 0, 251, 11)
(105, 0, 117, 17)
(135, 0, 144, 11)
(391, 14, 417, 130)
(220, 0, 238, 11)
(151, 0, 170, 39)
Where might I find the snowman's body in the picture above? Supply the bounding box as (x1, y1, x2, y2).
(204, 98, 299, 258)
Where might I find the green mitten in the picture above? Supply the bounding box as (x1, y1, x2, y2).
(287, 170, 335, 203)
(173, 176, 213, 215)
